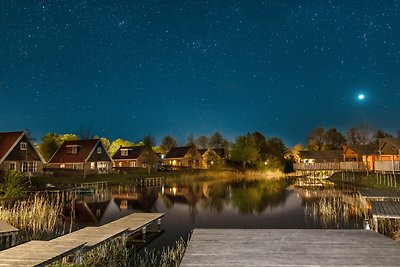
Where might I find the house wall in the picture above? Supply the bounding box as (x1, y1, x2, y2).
(0, 161, 44, 173)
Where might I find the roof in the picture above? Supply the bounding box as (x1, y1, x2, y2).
(198, 149, 208, 156)
(0, 131, 24, 162)
(344, 144, 379, 156)
(379, 138, 400, 154)
(48, 139, 105, 163)
(165, 146, 193, 158)
(212, 148, 226, 158)
(112, 146, 146, 160)
(0, 131, 45, 164)
(298, 150, 342, 161)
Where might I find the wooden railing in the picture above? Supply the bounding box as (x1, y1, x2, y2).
(374, 161, 400, 172)
(294, 162, 368, 171)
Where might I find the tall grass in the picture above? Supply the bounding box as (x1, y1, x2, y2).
(0, 193, 66, 243)
(0, 170, 29, 198)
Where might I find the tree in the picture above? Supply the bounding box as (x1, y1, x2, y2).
(373, 129, 393, 145)
(186, 133, 195, 146)
(346, 128, 361, 145)
(230, 135, 259, 169)
(209, 132, 224, 149)
(324, 128, 346, 150)
(100, 137, 111, 150)
(142, 135, 158, 174)
(307, 127, 326, 151)
(346, 124, 375, 145)
(265, 137, 287, 160)
(39, 133, 79, 161)
(161, 135, 177, 154)
(79, 127, 95, 140)
(108, 138, 135, 156)
(196, 135, 209, 149)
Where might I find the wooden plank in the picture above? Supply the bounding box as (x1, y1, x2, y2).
(181, 229, 400, 266)
(359, 189, 400, 200)
(0, 220, 18, 235)
(371, 201, 400, 218)
(0, 240, 85, 267)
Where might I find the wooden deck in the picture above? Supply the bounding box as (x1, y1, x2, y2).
(0, 220, 18, 249)
(359, 189, 400, 201)
(371, 201, 400, 219)
(181, 229, 400, 266)
(0, 240, 85, 267)
(0, 213, 164, 266)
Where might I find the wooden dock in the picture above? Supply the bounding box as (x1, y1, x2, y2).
(0, 213, 164, 266)
(0, 220, 18, 249)
(359, 189, 400, 201)
(180, 229, 400, 266)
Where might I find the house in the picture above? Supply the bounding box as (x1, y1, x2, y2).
(375, 138, 400, 172)
(112, 146, 160, 170)
(342, 144, 378, 171)
(163, 146, 202, 169)
(198, 148, 225, 169)
(47, 139, 113, 174)
(0, 131, 45, 174)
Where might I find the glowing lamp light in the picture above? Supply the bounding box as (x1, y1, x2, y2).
(358, 94, 365, 100)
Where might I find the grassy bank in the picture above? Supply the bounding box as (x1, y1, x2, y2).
(31, 168, 284, 189)
(329, 171, 400, 190)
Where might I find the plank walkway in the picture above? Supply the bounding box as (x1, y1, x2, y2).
(0, 213, 164, 267)
(371, 201, 400, 219)
(0, 220, 18, 249)
(359, 189, 400, 200)
(181, 229, 400, 266)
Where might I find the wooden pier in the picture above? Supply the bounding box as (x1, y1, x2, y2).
(359, 189, 400, 201)
(0, 220, 18, 250)
(181, 229, 400, 266)
(0, 213, 164, 266)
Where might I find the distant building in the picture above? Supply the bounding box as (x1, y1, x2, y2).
(48, 139, 113, 174)
(0, 131, 45, 174)
(164, 146, 202, 169)
(343, 144, 378, 171)
(112, 146, 160, 170)
(297, 150, 343, 163)
(198, 148, 225, 169)
(375, 138, 400, 173)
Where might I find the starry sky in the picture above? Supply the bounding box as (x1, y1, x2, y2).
(1, 1, 400, 146)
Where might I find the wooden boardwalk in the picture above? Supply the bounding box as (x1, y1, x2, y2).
(181, 229, 400, 266)
(359, 189, 400, 201)
(371, 201, 400, 219)
(0, 213, 164, 266)
(0, 220, 18, 249)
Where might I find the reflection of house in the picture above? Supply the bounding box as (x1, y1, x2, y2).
(112, 188, 158, 211)
(164, 146, 202, 168)
(198, 148, 225, 169)
(343, 144, 378, 171)
(375, 138, 400, 172)
(48, 139, 113, 174)
(0, 131, 45, 173)
(112, 146, 160, 169)
(163, 186, 202, 206)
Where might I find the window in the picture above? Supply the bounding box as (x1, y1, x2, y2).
(21, 162, 28, 172)
(121, 149, 128, 156)
(28, 162, 38, 172)
(91, 162, 95, 169)
(118, 162, 122, 167)
(20, 142, 27, 150)
(129, 161, 136, 167)
(60, 164, 65, 168)
(73, 164, 82, 170)
(10, 162, 16, 170)
(97, 147, 102, 154)
(66, 145, 79, 154)
(142, 163, 146, 168)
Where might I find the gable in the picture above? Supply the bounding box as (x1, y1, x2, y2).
(4, 135, 41, 162)
(87, 142, 113, 162)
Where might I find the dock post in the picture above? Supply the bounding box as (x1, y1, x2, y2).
(157, 218, 162, 231)
(74, 249, 83, 265)
(142, 226, 146, 240)
(11, 233, 16, 247)
(372, 216, 378, 232)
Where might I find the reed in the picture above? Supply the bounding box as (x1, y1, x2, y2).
(0, 193, 66, 243)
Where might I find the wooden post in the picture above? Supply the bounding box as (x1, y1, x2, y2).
(75, 249, 83, 265)
(142, 226, 146, 240)
(157, 218, 162, 231)
(372, 216, 378, 232)
(11, 233, 16, 247)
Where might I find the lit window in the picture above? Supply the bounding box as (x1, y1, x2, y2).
(28, 161, 38, 172)
(91, 162, 95, 169)
(60, 164, 65, 168)
(97, 147, 102, 154)
(121, 149, 128, 156)
(73, 164, 82, 170)
(118, 162, 122, 167)
(10, 162, 16, 170)
(20, 142, 27, 150)
(21, 162, 28, 172)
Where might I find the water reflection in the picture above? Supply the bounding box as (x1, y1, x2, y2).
(71, 178, 364, 249)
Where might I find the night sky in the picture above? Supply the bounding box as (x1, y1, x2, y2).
(1, 1, 399, 146)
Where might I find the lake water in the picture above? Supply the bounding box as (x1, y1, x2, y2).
(72, 178, 365, 250)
